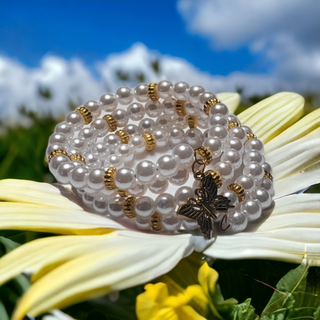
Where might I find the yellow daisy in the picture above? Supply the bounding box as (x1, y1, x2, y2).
(0, 91, 319, 320)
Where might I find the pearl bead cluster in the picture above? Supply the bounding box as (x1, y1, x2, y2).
(46, 81, 274, 236)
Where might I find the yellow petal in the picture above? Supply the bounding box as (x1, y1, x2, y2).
(177, 305, 207, 320)
(10, 231, 193, 320)
(239, 92, 304, 143)
(216, 92, 240, 113)
(265, 108, 320, 154)
(197, 262, 218, 297)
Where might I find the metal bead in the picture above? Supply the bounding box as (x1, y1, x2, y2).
(227, 183, 246, 202)
(175, 100, 187, 117)
(203, 98, 219, 116)
(48, 149, 68, 162)
(104, 167, 117, 190)
(143, 132, 156, 151)
(150, 212, 162, 231)
(148, 83, 160, 101)
(194, 146, 212, 166)
(69, 154, 86, 164)
(123, 196, 136, 218)
(103, 114, 118, 132)
(76, 106, 92, 124)
(115, 130, 130, 144)
(187, 115, 197, 128)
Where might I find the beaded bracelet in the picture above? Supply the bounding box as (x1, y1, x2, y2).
(46, 81, 274, 239)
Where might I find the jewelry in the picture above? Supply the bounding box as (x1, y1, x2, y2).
(46, 81, 274, 239)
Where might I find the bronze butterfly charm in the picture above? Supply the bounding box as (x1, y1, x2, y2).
(177, 171, 234, 239)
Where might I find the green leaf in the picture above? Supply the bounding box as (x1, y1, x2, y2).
(231, 298, 259, 320)
(0, 300, 9, 320)
(0, 236, 20, 253)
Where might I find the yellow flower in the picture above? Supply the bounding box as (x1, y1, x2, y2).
(136, 254, 236, 320)
(0, 92, 319, 319)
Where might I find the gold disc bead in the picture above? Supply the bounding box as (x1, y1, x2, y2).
(69, 154, 86, 164)
(203, 98, 220, 116)
(227, 183, 246, 202)
(194, 146, 213, 166)
(143, 132, 156, 151)
(103, 114, 118, 132)
(104, 167, 117, 190)
(264, 170, 274, 182)
(76, 106, 93, 125)
(48, 149, 69, 163)
(204, 170, 222, 188)
(148, 83, 160, 101)
(115, 130, 130, 144)
(150, 212, 162, 231)
(123, 196, 137, 218)
(117, 189, 129, 198)
(246, 133, 257, 141)
(187, 115, 197, 128)
(228, 122, 241, 130)
(175, 100, 187, 117)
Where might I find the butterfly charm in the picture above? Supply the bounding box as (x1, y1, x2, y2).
(177, 171, 234, 239)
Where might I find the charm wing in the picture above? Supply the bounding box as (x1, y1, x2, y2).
(197, 214, 213, 240)
(213, 195, 233, 212)
(200, 173, 218, 202)
(177, 200, 203, 220)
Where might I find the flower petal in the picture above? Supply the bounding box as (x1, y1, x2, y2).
(9, 231, 193, 320)
(239, 92, 304, 143)
(216, 93, 240, 113)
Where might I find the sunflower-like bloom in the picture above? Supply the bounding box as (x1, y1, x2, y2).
(0, 92, 319, 319)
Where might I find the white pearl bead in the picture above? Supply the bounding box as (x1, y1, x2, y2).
(157, 155, 179, 178)
(208, 102, 229, 117)
(46, 143, 64, 159)
(87, 168, 105, 190)
(149, 174, 169, 194)
(49, 155, 70, 174)
(209, 114, 228, 127)
(103, 134, 121, 153)
(104, 154, 123, 168)
(100, 93, 117, 112)
(115, 167, 136, 190)
(229, 127, 247, 143)
(251, 187, 272, 209)
(92, 143, 110, 160)
(82, 192, 95, 208)
(203, 137, 223, 159)
(172, 143, 194, 168)
(56, 162, 76, 184)
(203, 129, 209, 139)
(213, 161, 234, 180)
(162, 216, 181, 231)
(241, 199, 262, 221)
(156, 115, 173, 131)
(112, 109, 128, 127)
(149, 128, 168, 148)
(145, 100, 163, 118)
(235, 175, 255, 193)
(188, 85, 205, 104)
(228, 114, 241, 126)
(55, 122, 73, 138)
(78, 128, 97, 147)
(116, 86, 134, 105)
(135, 196, 156, 218)
(244, 138, 264, 153)
(224, 138, 244, 154)
(66, 111, 84, 130)
(173, 81, 190, 100)
(186, 128, 203, 148)
(85, 153, 102, 169)
(197, 117, 209, 129)
(262, 162, 273, 174)
(124, 124, 142, 136)
(222, 190, 239, 207)
(208, 125, 228, 141)
(169, 169, 189, 185)
(243, 163, 264, 180)
(221, 150, 242, 169)
(84, 100, 101, 117)
(128, 102, 145, 121)
(175, 186, 194, 205)
(128, 135, 146, 155)
(162, 98, 176, 116)
(70, 166, 89, 189)
(182, 218, 198, 230)
(242, 125, 253, 135)
(108, 198, 125, 218)
(168, 128, 186, 147)
(49, 133, 66, 146)
(158, 80, 173, 99)
(91, 119, 108, 138)
(134, 83, 149, 102)
(129, 180, 147, 197)
(138, 118, 155, 131)
(156, 193, 176, 216)
(135, 217, 150, 230)
(228, 210, 248, 232)
(185, 101, 199, 115)
(69, 138, 86, 150)
(93, 195, 109, 214)
(199, 92, 217, 105)
(135, 160, 157, 184)
(115, 144, 134, 163)
(243, 151, 265, 165)
(173, 115, 188, 129)
(259, 177, 275, 197)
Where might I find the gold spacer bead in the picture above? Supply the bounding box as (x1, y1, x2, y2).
(148, 83, 160, 101)
(175, 100, 187, 117)
(203, 98, 220, 116)
(48, 149, 68, 163)
(246, 133, 257, 141)
(103, 114, 118, 132)
(115, 130, 130, 144)
(228, 121, 241, 130)
(104, 167, 117, 190)
(150, 212, 162, 231)
(264, 170, 274, 182)
(117, 189, 129, 198)
(227, 183, 246, 202)
(76, 106, 93, 125)
(194, 146, 213, 166)
(69, 154, 86, 164)
(123, 196, 136, 218)
(204, 170, 222, 188)
(143, 132, 156, 151)
(187, 115, 197, 128)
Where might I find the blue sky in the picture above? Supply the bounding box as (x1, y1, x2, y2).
(0, 0, 261, 75)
